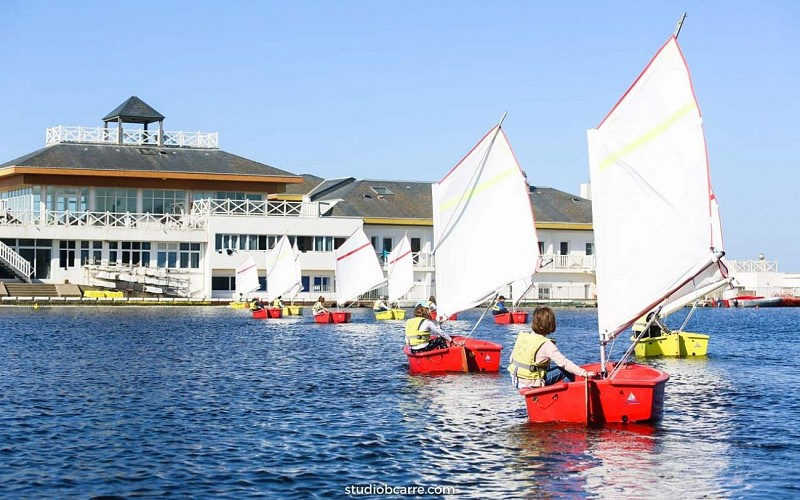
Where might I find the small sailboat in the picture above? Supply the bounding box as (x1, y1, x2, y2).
(283, 239, 304, 316)
(260, 235, 304, 319)
(316, 227, 385, 324)
(376, 234, 413, 321)
(231, 256, 260, 311)
(521, 26, 726, 423)
(404, 116, 540, 374)
(493, 282, 532, 324)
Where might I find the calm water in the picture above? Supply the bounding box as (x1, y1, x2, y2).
(0, 305, 798, 498)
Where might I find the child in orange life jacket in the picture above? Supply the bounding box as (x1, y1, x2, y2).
(508, 306, 595, 389)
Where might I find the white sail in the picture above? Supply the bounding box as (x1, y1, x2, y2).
(387, 234, 414, 303)
(265, 235, 302, 301)
(588, 36, 724, 341)
(288, 239, 303, 299)
(234, 256, 260, 295)
(335, 227, 386, 305)
(433, 124, 540, 318)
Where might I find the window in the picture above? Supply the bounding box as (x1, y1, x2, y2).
(80, 241, 102, 265)
(119, 241, 151, 266)
(314, 236, 334, 252)
(411, 237, 421, 264)
(95, 188, 137, 213)
(180, 243, 200, 269)
(370, 236, 378, 249)
(559, 242, 569, 255)
(212, 276, 235, 291)
(370, 186, 394, 195)
(59, 240, 76, 268)
(313, 276, 332, 293)
(538, 241, 545, 255)
(47, 188, 88, 213)
(538, 286, 551, 300)
(142, 189, 186, 214)
(585, 242, 594, 256)
(157, 243, 178, 268)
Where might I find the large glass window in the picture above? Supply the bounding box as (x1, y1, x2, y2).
(585, 242, 594, 256)
(95, 188, 137, 213)
(118, 241, 151, 266)
(142, 189, 186, 214)
(47, 187, 88, 212)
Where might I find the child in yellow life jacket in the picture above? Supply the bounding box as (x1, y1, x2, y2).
(405, 305, 453, 352)
(508, 306, 595, 389)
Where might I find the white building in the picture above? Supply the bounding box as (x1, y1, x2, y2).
(0, 97, 597, 304)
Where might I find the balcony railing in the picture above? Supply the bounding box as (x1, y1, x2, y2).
(0, 209, 206, 231)
(727, 259, 779, 273)
(539, 253, 595, 271)
(191, 198, 319, 217)
(45, 125, 219, 149)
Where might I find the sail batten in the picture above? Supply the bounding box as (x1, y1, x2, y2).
(433, 125, 540, 318)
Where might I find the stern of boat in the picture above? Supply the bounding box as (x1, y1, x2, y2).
(521, 363, 669, 424)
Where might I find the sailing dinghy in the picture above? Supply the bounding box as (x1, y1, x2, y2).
(404, 118, 540, 374)
(260, 235, 303, 319)
(377, 234, 413, 321)
(316, 227, 386, 324)
(230, 256, 260, 309)
(521, 32, 727, 423)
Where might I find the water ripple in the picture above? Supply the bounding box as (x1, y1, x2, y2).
(0, 306, 798, 497)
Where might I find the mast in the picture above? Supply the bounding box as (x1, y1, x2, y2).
(673, 12, 687, 38)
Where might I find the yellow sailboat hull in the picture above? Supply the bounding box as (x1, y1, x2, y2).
(282, 306, 303, 316)
(375, 309, 406, 320)
(633, 332, 709, 357)
(229, 301, 248, 310)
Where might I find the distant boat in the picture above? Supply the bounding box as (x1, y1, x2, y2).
(319, 227, 385, 324)
(405, 116, 539, 374)
(378, 234, 412, 321)
(263, 235, 303, 318)
(231, 256, 260, 310)
(721, 296, 783, 308)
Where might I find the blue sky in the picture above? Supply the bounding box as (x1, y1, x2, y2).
(2, 1, 798, 270)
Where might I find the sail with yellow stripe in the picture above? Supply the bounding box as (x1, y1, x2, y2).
(587, 35, 726, 344)
(432, 120, 540, 319)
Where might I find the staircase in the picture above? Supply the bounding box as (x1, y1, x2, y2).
(0, 241, 32, 282)
(3, 283, 60, 297)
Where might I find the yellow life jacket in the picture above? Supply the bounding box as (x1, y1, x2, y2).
(492, 301, 506, 313)
(272, 298, 283, 308)
(507, 331, 550, 381)
(249, 300, 260, 311)
(405, 317, 430, 346)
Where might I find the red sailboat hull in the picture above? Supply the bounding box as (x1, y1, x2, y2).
(404, 336, 502, 374)
(520, 363, 669, 424)
(251, 309, 267, 319)
(313, 312, 352, 324)
(429, 311, 457, 321)
(493, 311, 529, 324)
(252, 308, 283, 319)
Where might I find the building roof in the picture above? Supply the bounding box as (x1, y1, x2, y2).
(0, 143, 298, 179)
(103, 96, 165, 124)
(311, 178, 434, 220)
(305, 178, 592, 226)
(530, 186, 593, 225)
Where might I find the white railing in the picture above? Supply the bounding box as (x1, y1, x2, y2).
(0, 209, 206, 231)
(45, 125, 219, 149)
(0, 240, 32, 281)
(539, 253, 595, 271)
(728, 259, 779, 273)
(191, 198, 315, 217)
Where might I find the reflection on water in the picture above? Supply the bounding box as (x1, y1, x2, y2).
(0, 306, 797, 497)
